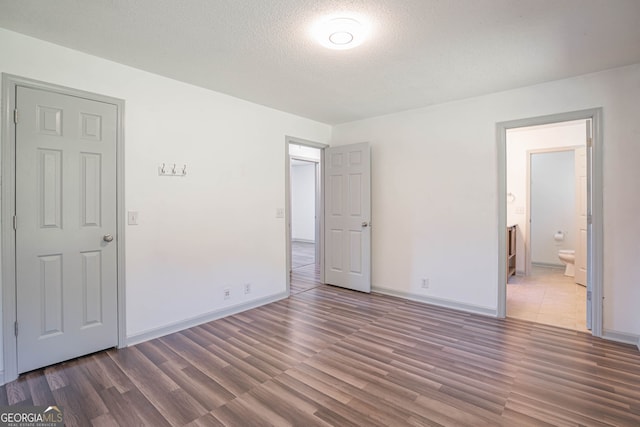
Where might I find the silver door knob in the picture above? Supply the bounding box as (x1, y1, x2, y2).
(103, 234, 114, 242)
(362, 221, 369, 228)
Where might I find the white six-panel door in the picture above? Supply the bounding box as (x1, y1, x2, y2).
(16, 86, 118, 373)
(324, 142, 371, 293)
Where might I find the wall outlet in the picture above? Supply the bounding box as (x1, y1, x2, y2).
(421, 278, 429, 289)
(244, 283, 251, 294)
(223, 288, 231, 300)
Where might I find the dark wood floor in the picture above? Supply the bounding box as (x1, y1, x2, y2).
(3, 271, 640, 426)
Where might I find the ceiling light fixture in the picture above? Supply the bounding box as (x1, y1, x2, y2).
(312, 15, 370, 50)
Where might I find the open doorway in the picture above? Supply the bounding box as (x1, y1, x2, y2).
(285, 138, 325, 294)
(497, 109, 603, 337)
(506, 120, 588, 331)
(286, 138, 372, 295)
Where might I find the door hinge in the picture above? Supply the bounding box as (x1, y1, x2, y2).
(13, 215, 17, 230)
(587, 214, 592, 225)
(13, 108, 18, 124)
(14, 321, 18, 337)
(587, 290, 592, 301)
(586, 137, 593, 148)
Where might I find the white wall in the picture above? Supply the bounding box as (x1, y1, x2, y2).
(289, 144, 321, 161)
(0, 28, 331, 374)
(332, 63, 640, 339)
(291, 162, 316, 242)
(530, 150, 575, 265)
(506, 121, 585, 272)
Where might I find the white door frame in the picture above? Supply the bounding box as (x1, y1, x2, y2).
(285, 136, 328, 293)
(525, 145, 584, 275)
(1, 74, 127, 383)
(497, 108, 603, 337)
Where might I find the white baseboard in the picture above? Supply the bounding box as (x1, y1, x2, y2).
(292, 238, 315, 244)
(126, 291, 289, 346)
(602, 329, 640, 350)
(532, 262, 564, 269)
(372, 286, 497, 317)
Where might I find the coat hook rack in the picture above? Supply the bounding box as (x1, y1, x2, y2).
(159, 163, 187, 177)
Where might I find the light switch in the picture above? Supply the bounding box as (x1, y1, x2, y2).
(276, 208, 285, 218)
(128, 211, 139, 225)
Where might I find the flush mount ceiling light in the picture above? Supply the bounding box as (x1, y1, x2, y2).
(312, 15, 370, 50)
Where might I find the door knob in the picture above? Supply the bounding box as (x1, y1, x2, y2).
(103, 234, 114, 242)
(361, 221, 369, 228)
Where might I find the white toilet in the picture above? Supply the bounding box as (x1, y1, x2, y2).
(558, 249, 575, 277)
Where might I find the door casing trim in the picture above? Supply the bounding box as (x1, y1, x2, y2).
(1, 74, 126, 384)
(496, 108, 603, 338)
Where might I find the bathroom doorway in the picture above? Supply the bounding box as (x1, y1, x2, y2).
(497, 109, 603, 336)
(512, 140, 588, 331)
(527, 146, 585, 282)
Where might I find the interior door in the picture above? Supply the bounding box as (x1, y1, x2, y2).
(314, 162, 321, 268)
(584, 119, 593, 330)
(575, 146, 587, 286)
(16, 86, 118, 373)
(324, 142, 371, 292)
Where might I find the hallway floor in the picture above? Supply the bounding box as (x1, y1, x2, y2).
(507, 266, 589, 332)
(291, 241, 321, 295)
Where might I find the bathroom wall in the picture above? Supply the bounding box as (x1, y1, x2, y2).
(291, 162, 316, 242)
(530, 150, 576, 265)
(506, 121, 586, 273)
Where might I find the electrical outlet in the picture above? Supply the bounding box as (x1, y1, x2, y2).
(244, 283, 251, 294)
(421, 278, 429, 289)
(223, 288, 231, 300)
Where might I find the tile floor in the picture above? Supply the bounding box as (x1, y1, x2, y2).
(507, 266, 589, 332)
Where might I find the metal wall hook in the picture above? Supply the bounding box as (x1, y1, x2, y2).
(159, 162, 187, 177)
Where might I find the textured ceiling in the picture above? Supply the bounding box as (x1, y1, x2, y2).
(1, 0, 640, 124)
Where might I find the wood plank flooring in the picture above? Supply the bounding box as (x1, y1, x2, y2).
(291, 241, 316, 269)
(3, 272, 640, 426)
(291, 241, 321, 295)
